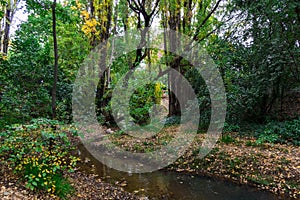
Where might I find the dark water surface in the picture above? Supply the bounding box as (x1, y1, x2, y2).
(78, 145, 278, 200)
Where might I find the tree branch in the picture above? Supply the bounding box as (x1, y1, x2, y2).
(193, 0, 222, 41)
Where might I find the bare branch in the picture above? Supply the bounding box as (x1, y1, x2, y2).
(127, 0, 140, 14)
(149, 0, 160, 18)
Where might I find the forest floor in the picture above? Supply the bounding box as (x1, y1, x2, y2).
(0, 163, 141, 200)
(103, 125, 300, 199)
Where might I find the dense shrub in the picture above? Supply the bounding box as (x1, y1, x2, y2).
(129, 82, 163, 125)
(0, 118, 80, 198)
(255, 118, 300, 145)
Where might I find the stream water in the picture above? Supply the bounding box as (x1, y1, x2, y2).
(78, 144, 278, 200)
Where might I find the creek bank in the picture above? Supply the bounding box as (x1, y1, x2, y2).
(170, 135, 300, 200)
(98, 127, 299, 199)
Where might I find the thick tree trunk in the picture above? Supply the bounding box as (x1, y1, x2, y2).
(168, 57, 182, 116)
(167, 1, 182, 116)
(166, 0, 222, 117)
(95, 1, 113, 117)
(1, 7, 12, 55)
(51, 0, 58, 119)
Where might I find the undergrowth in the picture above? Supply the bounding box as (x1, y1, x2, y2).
(0, 118, 80, 198)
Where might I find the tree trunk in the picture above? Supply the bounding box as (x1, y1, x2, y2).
(1, 7, 12, 55)
(51, 0, 58, 119)
(167, 0, 182, 116)
(95, 0, 113, 117)
(0, 0, 19, 56)
(2, 9, 10, 55)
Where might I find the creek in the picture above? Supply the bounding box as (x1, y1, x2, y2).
(78, 144, 278, 200)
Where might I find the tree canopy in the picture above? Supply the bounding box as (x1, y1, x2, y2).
(0, 0, 299, 126)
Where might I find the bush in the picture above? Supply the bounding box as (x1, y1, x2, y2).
(220, 135, 235, 144)
(255, 118, 300, 145)
(256, 134, 279, 145)
(129, 82, 162, 125)
(0, 118, 79, 198)
(223, 122, 240, 133)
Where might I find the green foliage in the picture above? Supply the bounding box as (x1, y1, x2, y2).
(0, 1, 90, 124)
(223, 122, 240, 133)
(1, 0, 299, 145)
(0, 118, 79, 198)
(220, 135, 235, 144)
(0, 14, 53, 125)
(221, 0, 300, 122)
(113, 129, 126, 137)
(0, 0, 7, 20)
(256, 134, 279, 145)
(245, 140, 257, 147)
(255, 118, 300, 145)
(129, 83, 162, 125)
